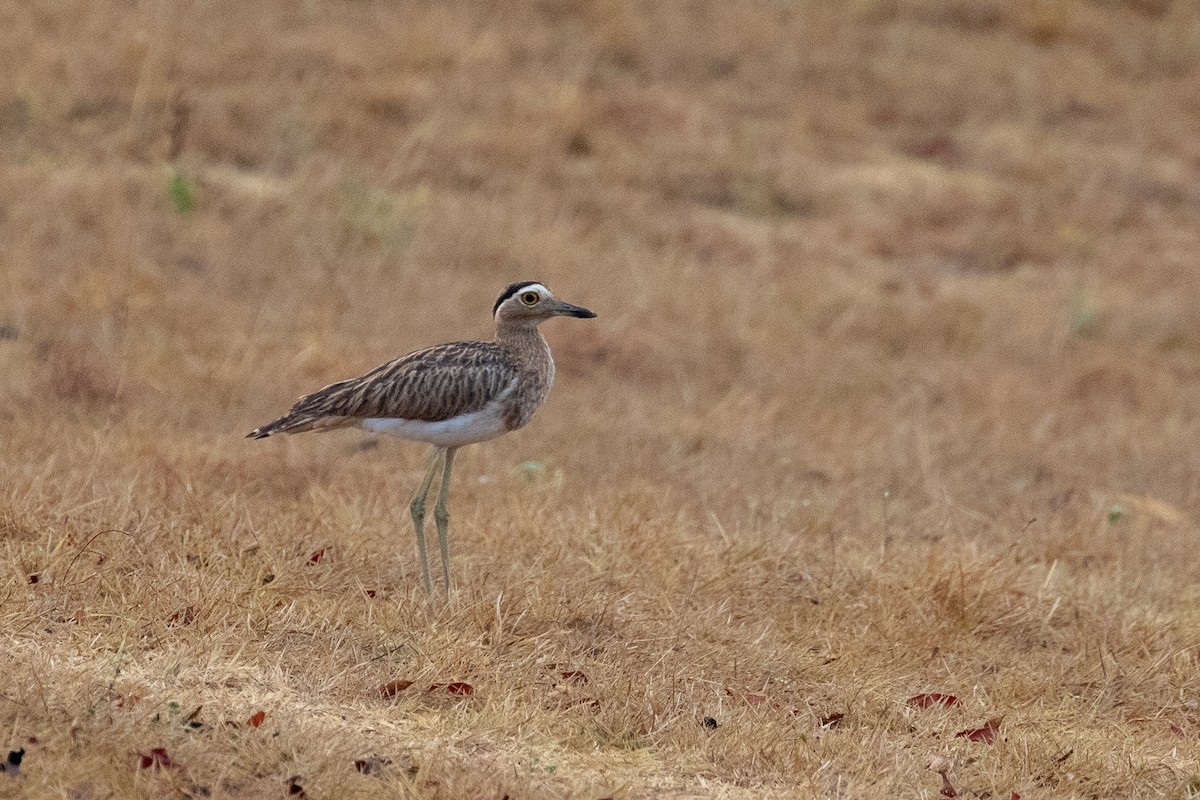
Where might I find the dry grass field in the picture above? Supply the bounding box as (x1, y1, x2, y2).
(4, 0, 1200, 797)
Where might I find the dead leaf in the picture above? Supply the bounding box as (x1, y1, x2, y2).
(928, 755, 955, 796)
(378, 680, 413, 698)
(427, 682, 474, 696)
(560, 696, 601, 710)
(247, 710, 266, 728)
(909, 693, 961, 709)
(138, 747, 174, 770)
(929, 756, 953, 773)
(1, 748, 24, 777)
(113, 692, 142, 709)
(308, 548, 326, 564)
(819, 712, 845, 729)
(168, 606, 197, 626)
(1170, 723, 1185, 737)
(353, 755, 392, 775)
(955, 717, 1002, 743)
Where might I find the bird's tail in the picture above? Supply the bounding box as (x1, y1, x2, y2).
(246, 415, 290, 440)
(248, 377, 361, 440)
(247, 410, 352, 439)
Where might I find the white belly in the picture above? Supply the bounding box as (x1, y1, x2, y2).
(359, 400, 510, 447)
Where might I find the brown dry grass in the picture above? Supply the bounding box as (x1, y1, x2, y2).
(3, 0, 1200, 797)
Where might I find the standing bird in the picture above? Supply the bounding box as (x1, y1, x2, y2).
(247, 281, 596, 593)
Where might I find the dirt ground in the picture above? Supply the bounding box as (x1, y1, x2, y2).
(2, 0, 1200, 797)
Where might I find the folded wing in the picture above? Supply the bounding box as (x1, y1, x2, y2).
(247, 342, 518, 438)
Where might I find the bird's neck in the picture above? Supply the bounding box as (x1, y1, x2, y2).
(494, 320, 553, 379)
(495, 319, 547, 351)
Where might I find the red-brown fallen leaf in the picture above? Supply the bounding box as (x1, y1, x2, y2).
(1011, 793, 1021, 800)
(560, 670, 589, 684)
(168, 606, 197, 626)
(908, 693, 961, 710)
(427, 682, 474, 696)
(308, 548, 326, 564)
(113, 692, 142, 709)
(819, 712, 845, 729)
(378, 680, 413, 698)
(1169, 723, 1185, 737)
(247, 710, 266, 728)
(138, 747, 173, 770)
(956, 717, 1003, 743)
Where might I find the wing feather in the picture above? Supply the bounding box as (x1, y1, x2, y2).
(247, 342, 517, 438)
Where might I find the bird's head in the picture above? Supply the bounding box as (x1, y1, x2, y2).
(492, 281, 596, 326)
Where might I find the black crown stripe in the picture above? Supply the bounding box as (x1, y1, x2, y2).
(493, 281, 542, 315)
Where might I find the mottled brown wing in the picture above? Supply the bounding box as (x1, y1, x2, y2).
(248, 342, 517, 438)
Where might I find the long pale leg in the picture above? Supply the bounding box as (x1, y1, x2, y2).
(410, 447, 446, 593)
(433, 446, 458, 592)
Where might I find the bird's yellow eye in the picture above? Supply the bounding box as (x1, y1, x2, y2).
(520, 291, 540, 305)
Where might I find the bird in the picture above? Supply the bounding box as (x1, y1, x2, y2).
(247, 281, 596, 593)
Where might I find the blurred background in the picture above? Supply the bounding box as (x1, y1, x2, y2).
(4, 0, 1200, 558)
